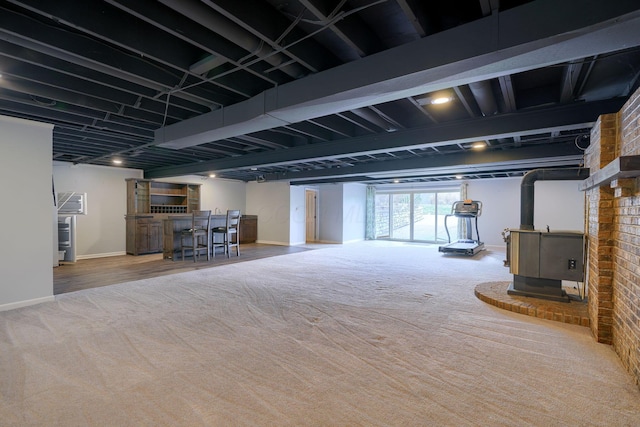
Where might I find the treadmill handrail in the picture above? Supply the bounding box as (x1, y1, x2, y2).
(444, 214, 453, 243)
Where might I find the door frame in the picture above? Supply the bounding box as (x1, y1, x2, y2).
(305, 189, 318, 242)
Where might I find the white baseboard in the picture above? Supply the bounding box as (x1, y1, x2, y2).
(76, 251, 126, 260)
(0, 295, 55, 312)
(255, 240, 289, 246)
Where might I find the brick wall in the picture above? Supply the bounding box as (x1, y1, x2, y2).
(585, 114, 617, 345)
(586, 88, 640, 386)
(612, 89, 640, 385)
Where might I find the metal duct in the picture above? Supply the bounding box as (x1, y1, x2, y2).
(520, 167, 590, 230)
(469, 81, 498, 116)
(158, 0, 306, 79)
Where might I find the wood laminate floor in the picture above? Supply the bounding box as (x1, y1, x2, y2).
(54, 243, 328, 295)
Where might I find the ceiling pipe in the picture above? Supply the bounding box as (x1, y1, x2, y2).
(520, 167, 590, 230)
(158, 0, 307, 79)
(468, 80, 498, 116)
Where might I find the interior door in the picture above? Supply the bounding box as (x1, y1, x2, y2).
(305, 189, 317, 242)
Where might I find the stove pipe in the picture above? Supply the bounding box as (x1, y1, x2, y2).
(520, 168, 590, 230)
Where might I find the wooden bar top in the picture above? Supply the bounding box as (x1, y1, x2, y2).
(162, 214, 257, 259)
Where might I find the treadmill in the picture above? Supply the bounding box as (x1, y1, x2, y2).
(438, 200, 485, 256)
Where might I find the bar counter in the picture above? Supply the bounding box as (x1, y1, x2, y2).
(162, 214, 257, 260)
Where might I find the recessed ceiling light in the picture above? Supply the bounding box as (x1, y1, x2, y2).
(455, 175, 463, 179)
(431, 96, 451, 105)
(209, 173, 216, 178)
(471, 141, 487, 150)
(250, 167, 258, 171)
(393, 179, 400, 183)
(112, 159, 122, 165)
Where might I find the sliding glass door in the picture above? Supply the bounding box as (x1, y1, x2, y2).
(412, 192, 435, 241)
(374, 193, 390, 238)
(374, 189, 460, 243)
(437, 191, 462, 243)
(391, 194, 410, 239)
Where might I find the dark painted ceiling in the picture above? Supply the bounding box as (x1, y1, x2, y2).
(1, 0, 640, 185)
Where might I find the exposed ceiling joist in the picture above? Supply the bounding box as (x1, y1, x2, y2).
(146, 98, 616, 178)
(278, 142, 584, 183)
(155, 1, 640, 150)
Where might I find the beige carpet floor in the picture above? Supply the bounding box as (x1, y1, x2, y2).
(1, 241, 639, 426)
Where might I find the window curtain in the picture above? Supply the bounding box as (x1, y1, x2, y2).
(365, 185, 376, 240)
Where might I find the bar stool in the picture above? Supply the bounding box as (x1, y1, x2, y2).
(180, 210, 211, 262)
(212, 209, 241, 257)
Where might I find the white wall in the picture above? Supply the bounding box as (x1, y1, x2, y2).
(318, 184, 343, 243)
(533, 180, 586, 231)
(466, 177, 586, 246)
(0, 116, 54, 310)
(290, 186, 306, 245)
(466, 178, 520, 247)
(246, 181, 291, 245)
(53, 162, 142, 258)
(343, 183, 366, 243)
(315, 183, 366, 244)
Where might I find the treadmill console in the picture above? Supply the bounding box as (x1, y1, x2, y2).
(451, 200, 482, 217)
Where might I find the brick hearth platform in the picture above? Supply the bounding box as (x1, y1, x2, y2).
(475, 281, 589, 327)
